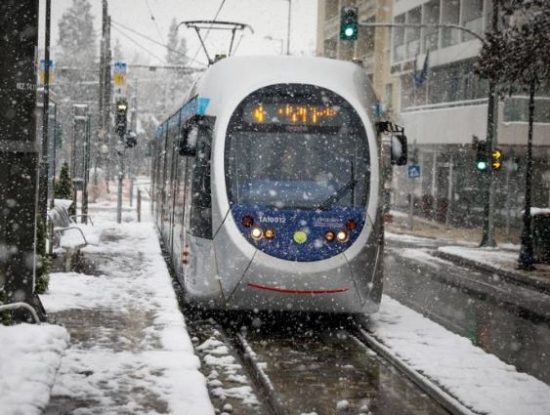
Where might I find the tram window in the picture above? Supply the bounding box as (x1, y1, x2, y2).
(180, 125, 199, 156)
(189, 125, 213, 239)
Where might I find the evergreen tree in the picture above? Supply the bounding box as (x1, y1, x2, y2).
(165, 19, 190, 111)
(57, 0, 97, 71)
(55, 162, 73, 200)
(166, 18, 188, 66)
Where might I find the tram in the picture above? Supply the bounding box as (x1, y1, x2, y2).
(151, 55, 406, 314)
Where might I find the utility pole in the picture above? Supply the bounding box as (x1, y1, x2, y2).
(82, 115, 91, 224)
(480, 0, 499, 247)
(39, 0, 52, 225)
(0, 0, 46, 321)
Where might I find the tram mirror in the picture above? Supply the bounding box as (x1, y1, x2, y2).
(391, 134, 408, 166)
(180, 125, 198, 157)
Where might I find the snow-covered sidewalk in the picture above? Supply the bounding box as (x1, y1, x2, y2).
(39, 202, 214, 414)
(0, 324, 69, 415)
(370, 296, 550, 415)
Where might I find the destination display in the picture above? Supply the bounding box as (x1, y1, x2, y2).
(244, 102, 342, 126)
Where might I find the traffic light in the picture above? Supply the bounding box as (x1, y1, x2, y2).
(340, 6, 358, 41)
(475, 140, 489, 172)
(115, 98, 128, 137)
(491, 148, 503, 170)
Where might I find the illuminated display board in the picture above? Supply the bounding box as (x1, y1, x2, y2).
(243, 103, 342, 126)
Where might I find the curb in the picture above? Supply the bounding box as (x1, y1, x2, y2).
(433, 250, 550, 295)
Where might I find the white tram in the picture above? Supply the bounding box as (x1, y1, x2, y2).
(151, 56, 406, 315)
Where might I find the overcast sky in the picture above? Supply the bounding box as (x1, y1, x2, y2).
(39, 0, 318, 67)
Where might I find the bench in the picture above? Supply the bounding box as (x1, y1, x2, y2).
(47, 199, 92, 252)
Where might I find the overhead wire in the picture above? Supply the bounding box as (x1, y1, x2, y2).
(143, 0, 165, 44)
(111, 19, 207, 68)
(112, 26, 166, 64)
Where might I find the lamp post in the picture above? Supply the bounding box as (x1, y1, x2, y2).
(39, 0, 52, 225)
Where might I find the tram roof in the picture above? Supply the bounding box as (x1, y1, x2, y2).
(194, 55, 372, 112)
(157, 56, 376, 136)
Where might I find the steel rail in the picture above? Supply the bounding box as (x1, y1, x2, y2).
(234, 332, 289, 415)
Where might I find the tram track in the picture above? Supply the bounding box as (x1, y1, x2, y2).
(162, 238, 474, 415)
(214, 314, 457, 415)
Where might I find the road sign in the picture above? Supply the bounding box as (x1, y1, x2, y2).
(38, 59, 55, 85)
(408, 164, 421, 178)
(113, 61, 127, 97)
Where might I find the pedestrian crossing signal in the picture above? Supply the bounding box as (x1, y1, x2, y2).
(340, 7, 358, 41)
(491, 149, 503, 170)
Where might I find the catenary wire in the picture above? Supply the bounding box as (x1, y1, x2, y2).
(143, 0, 166, 44)
(111, 20, 207, 68)
(112, 26, 166, 64)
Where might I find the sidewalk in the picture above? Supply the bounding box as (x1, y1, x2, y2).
(12, 187, 213, 415)
(41, 197, 214, 415)
(387, 210, 550, 294)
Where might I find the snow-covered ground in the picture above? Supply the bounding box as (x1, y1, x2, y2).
(0, 324, 69, 415)
(39, 198, 215, 415)
(371, 295, 550, 415)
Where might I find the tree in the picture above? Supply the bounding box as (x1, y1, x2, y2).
(165, 19, 191, 112)
(57, 0, 97, 71)
(166, 18, 188, 66)
(476, 0, 550, 269)
(55, 162, 73, 200)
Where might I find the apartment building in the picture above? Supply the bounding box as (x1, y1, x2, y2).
(317, 0, 550, 229)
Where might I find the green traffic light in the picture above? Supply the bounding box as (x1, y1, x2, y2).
(476, 160, 488, 171)
(344, 26, 355, 38)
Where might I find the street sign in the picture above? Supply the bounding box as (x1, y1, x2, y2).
(113, 61, 127, 97)
(38, 59, 55, 85)
(408, 164, 421, 178)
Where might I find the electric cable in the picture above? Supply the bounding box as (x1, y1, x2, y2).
(143, 0, 165, 44)
(112, 26, 166, 64)
(112, 19, 207, 68)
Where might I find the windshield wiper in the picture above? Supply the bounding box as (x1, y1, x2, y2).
(318, 178, 358, 210)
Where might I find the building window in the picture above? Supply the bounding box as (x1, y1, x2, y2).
(406, 7, 422, 59)
(504, 97, 550, 123)
(441, 0, 460, 48)
(423, 0, 440, 52)
(357, 16, 375, 58)
(462, 0, 484, 41)
(393, 14, 406, 62)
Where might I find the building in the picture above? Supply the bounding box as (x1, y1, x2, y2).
(317, 0, 550, 232)
(316, 0, 397, 110)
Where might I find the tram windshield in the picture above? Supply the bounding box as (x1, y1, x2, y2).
(225, 84, 370, 210)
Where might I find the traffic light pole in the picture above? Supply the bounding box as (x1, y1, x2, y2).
(0, 0, 46, 322)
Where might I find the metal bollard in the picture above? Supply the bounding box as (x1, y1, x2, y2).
(48, 220, 54, 256)
(137, 189, 141, 223)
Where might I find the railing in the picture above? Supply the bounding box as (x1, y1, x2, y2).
(0, 302, 41, 324)
(402, 98, 488, 113)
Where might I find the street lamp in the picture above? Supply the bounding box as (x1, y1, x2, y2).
(264, 35, 284, 55)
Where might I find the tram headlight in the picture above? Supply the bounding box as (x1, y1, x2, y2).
(325, 230, 335, 242)
(251, 227, 263, 240)
(336, 230, 349, 243)
(264, 228, 275, 239)
(242, 215, 254, 228)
